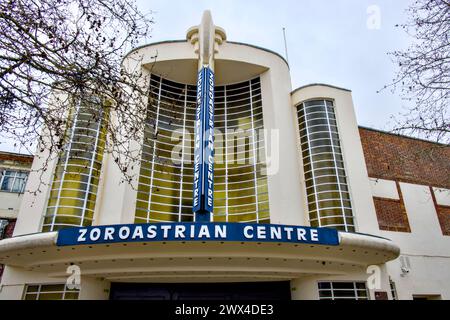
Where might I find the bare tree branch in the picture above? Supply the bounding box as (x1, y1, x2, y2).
(0, 0, 156, 193)
(383, 0, 450, 144)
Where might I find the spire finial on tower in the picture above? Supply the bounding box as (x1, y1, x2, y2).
(186, 11, 227, 70)
(199, 10, 214, 67)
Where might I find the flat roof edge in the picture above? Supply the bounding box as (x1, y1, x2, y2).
(291, 83, 352, 95)
(124, 40, 289, 68)
(0, 150, 34, 158)
(226, 41, 289, 68)
(358, 126, 449, 147)
(123, 40, 187, 61)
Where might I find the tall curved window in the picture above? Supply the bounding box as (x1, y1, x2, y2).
(42, 98, 108, 231)
(135, 75, 269, 223)
(215, 78, 269, 223)
(297, 100, 354, 232)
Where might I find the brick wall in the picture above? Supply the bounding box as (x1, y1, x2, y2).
(430, 187, 450, 236)
(373, 197, 411, 232)
(359, 127, 450, 232)
(436, 206, 450, 236)
(359, 127, 450, 189)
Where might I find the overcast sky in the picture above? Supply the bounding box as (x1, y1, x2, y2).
(0, 0, 414, 153)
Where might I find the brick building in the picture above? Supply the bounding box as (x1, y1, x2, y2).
(0, 151, 33, 280)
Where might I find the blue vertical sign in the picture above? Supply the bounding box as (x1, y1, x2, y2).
(193, 67, 214, 222)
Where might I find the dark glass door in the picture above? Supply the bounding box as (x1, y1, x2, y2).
(110, 282, 291, 300)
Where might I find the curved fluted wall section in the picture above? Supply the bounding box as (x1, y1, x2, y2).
(296, 99, 355, 232)
(135, 74, 270, 223)
(43, 98, 108, 231)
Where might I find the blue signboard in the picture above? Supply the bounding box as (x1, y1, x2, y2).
(56, 223, 339, 247)
(193, 66, 215, 222)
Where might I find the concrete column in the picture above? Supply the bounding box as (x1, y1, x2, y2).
(290, 277, 319, 300)
(79, 277, 111, 300)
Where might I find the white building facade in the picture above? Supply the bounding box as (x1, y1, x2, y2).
(0, 12, 449, 300)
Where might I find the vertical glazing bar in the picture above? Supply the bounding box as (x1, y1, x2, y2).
(224, 85, 228, 222)
(147, 77, 162, 223)
(178, 84, 188, 222)
(331, 282, 334, 300)
(249, 80, 259, 223)
(79, 102, 102, 227)
(324, 100, 348, 231)
(50, 100, 80, 230)
(303, 103, 321, 227)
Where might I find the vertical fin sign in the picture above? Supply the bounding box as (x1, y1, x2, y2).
(193, 67, 214, 221)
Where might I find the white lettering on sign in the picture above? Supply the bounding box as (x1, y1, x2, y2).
(198, 225, 211, 238)
(175, 225, 186, 239)
(119, 226, 130, 240)
(310, 229, 319, 241)
(257, 226, 266, 239)
(297, 228, 307, 241)
(244, 226, 253, 239)
(77, 229, 87, 242)
(104, 227, 115, 240)
(270, 226, 281, 240)
(147, 225, 157, 238)
(161, 225, 172, 238)
(284, 227, 293, 240)
(90, 228, 101, 241)
(132, 226, 144, 239)
(215, 225, 226, 238)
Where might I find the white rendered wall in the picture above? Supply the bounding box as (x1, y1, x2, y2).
(370, 180, 450, 299)
(433, 187, 450, 206)
(0, 266, 110, 300)
(12, 150, 57, 236)
(0, 193, 24, 219)
(290, 266, 392, 300)
(369, 178, 399, 199)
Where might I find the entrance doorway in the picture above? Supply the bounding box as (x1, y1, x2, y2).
(110, 282, 291, 300)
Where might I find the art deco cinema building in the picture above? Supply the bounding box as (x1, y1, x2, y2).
(1, 12, 449, 300)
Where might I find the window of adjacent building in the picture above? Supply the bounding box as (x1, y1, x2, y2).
(296, 100, 355, 232)
(23, 284, 79, 300)
(412, 294, 442, 300)
(0, 219, 10, 281)
(135, 75, 270, 224)
(318, 281, 369, 300)
(0, 219, 8, 240)
(0, 170, 28, 193)
(390, 279, 397, 300)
